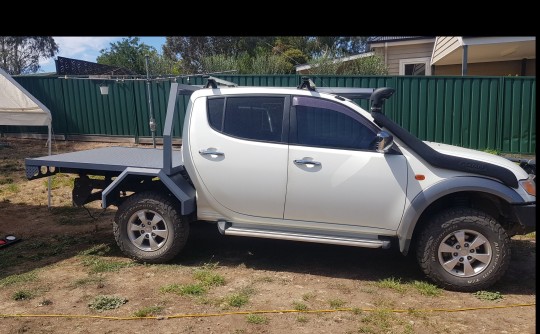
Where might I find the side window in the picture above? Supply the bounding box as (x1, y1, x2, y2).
(293, 96, 378, 150)
(207, 96, 284, 142)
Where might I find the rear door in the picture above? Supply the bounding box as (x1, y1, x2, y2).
(189, 95, 289, 218)
(284, 96, 408, 231)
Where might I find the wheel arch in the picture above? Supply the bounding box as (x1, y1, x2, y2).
(397, 176, 523, 255)
(102, 167, 196, 215)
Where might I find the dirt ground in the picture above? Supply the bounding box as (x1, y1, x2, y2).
(0, 138, 536, 334)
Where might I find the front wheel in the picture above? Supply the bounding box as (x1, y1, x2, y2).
(416, 208, 510, 292)
(113, 191, 189, 263)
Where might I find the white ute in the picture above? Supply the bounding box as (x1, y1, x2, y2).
(26, 77, 536, 291)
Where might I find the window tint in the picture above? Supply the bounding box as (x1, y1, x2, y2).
(207, 96, 284, 142)
(294, 97, 377, 150)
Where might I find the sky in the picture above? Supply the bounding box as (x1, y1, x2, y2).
(39, 36, 167, 73)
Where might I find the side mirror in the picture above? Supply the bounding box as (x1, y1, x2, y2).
(375, 131, 394, 153)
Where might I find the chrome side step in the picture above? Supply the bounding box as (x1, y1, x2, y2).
(217, 221, 390, 249)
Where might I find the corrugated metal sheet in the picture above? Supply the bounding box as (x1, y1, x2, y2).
(3, 75, 535, 154)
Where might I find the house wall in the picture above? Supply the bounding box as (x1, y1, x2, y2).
(432, 37, 461, 64)
(435, 59, 536, 76)
(373, 42, 434, 75)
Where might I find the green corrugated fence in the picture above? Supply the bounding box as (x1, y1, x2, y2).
(2, 74, 536, 154)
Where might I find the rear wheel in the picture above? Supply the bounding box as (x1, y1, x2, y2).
(416, 208, 510, 292)
(113, 191, 189, 263)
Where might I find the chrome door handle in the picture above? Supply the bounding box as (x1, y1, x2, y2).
(294, 159, 321, 166)
(199, 149, 224, 156)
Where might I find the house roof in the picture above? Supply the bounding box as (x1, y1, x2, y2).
(431, 36, 536, 65)
(368, 36, 430, 43)
(295, 52, 374, 72)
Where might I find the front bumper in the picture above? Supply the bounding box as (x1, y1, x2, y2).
(511, 202, 536, 233)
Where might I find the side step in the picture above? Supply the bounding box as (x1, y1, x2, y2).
(217, 221, 390, 249)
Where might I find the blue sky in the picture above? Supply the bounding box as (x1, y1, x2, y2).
(39, 36, 167, 73)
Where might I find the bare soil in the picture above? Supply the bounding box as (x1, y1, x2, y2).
(0, 138, 536, 334)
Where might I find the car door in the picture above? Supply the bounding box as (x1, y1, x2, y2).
(189, 94, 289, 219)
(284, 96, 408, 231)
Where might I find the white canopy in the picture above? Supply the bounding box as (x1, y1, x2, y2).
(0, 67, 52, 126)
(0, 66, 53, 207)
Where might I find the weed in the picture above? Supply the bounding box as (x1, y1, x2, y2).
(71, 275, 105, 288)
(292, 301, 309, 311)
(78, 244, 111, 256)
(193, 268, 225, 287)
(227, 293, 249, 307)
(0, 177, 13, 185)
(403, 323, 415, 334)
(133, 305, 164, 317)
(38, 299, 53, 306)
(351, 307, 363, 315)
(410, 281, 442, 297)
(44, 173, 74, 190)
(328, 298, 346, 308)
(361, 308, 394, 330)
(301, 292, 316, 301)
(246, 314, 268, 325)
(160, 283, 207, 296)
(13, 290, 34, 301)
(81, 256, 134, 273)
(0, 271, 38, 287)
(296, 315, 309, 323)
(358, 326, 375, 334)
(255, 276, 274, 283)
(6, 183, 19, 193)
(88, 295, 127, 311)
(375, 277, 407, 293)
(473, 290, 503, 301)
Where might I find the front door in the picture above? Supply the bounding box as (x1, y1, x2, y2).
(189, 95, 289, 218)
(284, 96, 408, 231)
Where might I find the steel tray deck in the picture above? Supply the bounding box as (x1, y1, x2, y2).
(25, 146, 183, 174)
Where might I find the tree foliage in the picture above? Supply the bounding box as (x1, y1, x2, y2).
(97, 37, 177, 75)
(164, 36, 372, 74)
(0, 36, 58, 75)
(307, 50, 388, 75)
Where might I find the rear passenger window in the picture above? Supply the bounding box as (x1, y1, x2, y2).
(207, 96, 285, 142)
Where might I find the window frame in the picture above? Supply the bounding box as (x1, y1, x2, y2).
(289, 95, 381, 152)
(399, 57, 432, 76)
(206, 94, 290, 144)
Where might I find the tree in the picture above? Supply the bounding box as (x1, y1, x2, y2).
(0, 36, 58, 75)
(97, 37, 176, 75)
(308, 51, 388, 75)
(163, 36, 275, 74)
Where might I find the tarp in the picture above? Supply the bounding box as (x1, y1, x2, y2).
(0, 66, 52, 207)
(0, 67, 52, 126)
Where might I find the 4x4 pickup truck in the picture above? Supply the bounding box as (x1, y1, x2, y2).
(25, 77, 536, 291)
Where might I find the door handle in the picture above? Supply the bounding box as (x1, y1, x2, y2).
(199, 149, 224, 156)
(294, 159, 321, 166)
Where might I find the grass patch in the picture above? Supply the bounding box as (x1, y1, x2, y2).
(296, 315, 308, 323)
(473, 290, 504, 301)
(193, 268, 225, 287)
(0, 177, 13, 185)
(81, 256, 134, 273)
(302, 292, 316, 301)
(292, 301, 309, 311)
(133, 305, 164, 317)
(410, 281, 442, 297)
(160, 283, 207, 296)
(78, 244, 111, 256)
(328, 298, 346, 308)
(5, 183, 19, 193)
(71, 275, 105, 288)
(12, 290, 35, 301)
(246, 314, 268, 325)
(360, 308, 394, 330)
(226, 292, 250, 307)
(0, 270, 38, 287)
(88, 295, 127, 311)
(44, 173, 74, 190)
(375, 277, 407, 293)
